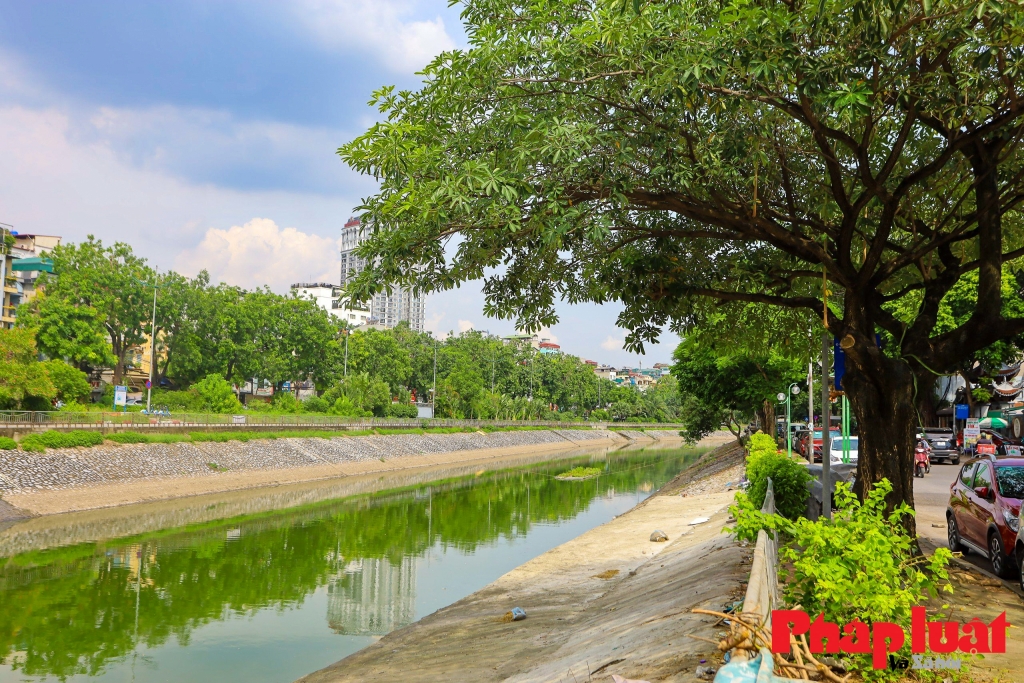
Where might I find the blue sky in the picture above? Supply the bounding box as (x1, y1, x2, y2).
(0, 0, 675, 365)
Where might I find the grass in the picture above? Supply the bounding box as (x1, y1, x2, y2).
(0, 436, 16, 450)
(15, 424, 588, 451)
(555, 466, 603, 480)
(20, 430, 105, 452)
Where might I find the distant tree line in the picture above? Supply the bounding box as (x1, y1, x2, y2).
(10, 236, 680, 421)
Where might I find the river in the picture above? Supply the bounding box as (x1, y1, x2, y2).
(0, 445, 704, 683)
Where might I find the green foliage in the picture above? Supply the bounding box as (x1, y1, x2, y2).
(673, 340, 804, 443)
(556, 466, 602, 479)
(269, 391, 303, 414)
(20, 430, 104, 452)
(301, 396, 329, 413)
(0, 436, 17, 450)
(730, 480, 954, 681)
(386, 402, 419, 418)
(0, 329, 56, 410)
(191, 374, 242, 414)
(105, 431, 190, 445)
(43, 361, 91, 404)
(744, 432, 810, 519)
(27, 237, 155, 383)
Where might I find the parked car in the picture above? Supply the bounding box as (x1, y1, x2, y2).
(802, 429, 841, 462)
(828, 435, 858, 464)
(793, 429, 811, 456)
(921, 428, 960, 465)
(947, 455, 1024, 578)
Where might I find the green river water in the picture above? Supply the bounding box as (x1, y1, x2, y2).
(0, 445, 705, 683)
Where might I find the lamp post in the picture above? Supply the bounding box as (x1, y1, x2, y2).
(432, 337, 438, 418)
(776, 383, 802, 459)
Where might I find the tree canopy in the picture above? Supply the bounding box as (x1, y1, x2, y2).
(340, 0, 1024, 511)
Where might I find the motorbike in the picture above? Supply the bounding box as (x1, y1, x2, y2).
(914, 441, 931, 478)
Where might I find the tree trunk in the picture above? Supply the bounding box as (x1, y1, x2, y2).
(842, 350, 917, 536)
(915, 372, 939, 428)
(759, 400, 775, 438)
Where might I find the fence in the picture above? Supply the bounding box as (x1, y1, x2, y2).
(738, 477, 779, 657)
(0, 411, 688, 433)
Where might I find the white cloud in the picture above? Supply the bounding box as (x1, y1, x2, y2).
(293, 0, 457, 73)
(0, 103, 354, 283)
(176, 218, 340, 291)
(457, 319, 475, 333)
(601, 335, 623, 351)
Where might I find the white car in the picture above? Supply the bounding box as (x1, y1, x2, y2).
(829, 436, 859, 464)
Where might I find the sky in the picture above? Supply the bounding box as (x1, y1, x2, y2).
(0, 0, 676, 367)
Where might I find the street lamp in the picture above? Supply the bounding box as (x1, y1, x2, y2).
(777, 383, 802, 458)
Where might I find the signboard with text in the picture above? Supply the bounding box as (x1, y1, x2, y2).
(113, 385, 128, 407)
(964, 418, 981, 446)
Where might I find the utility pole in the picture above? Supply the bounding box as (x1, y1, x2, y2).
(343, 329, 349, 377)
(491, 351, 496, 393)
(432, 338, 437, 417)
(821, 334, 832, 521)
(807, 361, 814, 463)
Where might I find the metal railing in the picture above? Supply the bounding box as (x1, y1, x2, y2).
(0, 411, 689, 432)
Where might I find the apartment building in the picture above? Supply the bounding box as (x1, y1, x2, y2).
(339, 217, 426, 331)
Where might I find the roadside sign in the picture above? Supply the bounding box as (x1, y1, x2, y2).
(145, 380, 152, 389)
(833, 337, 846, 390)
(232, 415, 246, 425)
(964, 418, 981, 446)
(954, 404, 969, 420)
(113, 385, 128, 407)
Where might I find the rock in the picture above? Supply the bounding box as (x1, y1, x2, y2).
(650, 530, 669, 542)
(695, 665, 717, 680)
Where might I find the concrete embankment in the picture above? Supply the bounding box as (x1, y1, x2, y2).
(0, 428, 705, 517)
(299, 442, 747, 683)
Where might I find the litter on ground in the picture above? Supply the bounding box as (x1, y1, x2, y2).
(688, 516, 710, 525)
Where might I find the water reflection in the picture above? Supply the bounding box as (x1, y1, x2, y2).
(328, 557, 416, 636)
(0, 447, 701, 681)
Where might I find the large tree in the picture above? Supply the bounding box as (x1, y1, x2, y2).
(33, 237, 155, 385)
(340, 0, 1024, 515)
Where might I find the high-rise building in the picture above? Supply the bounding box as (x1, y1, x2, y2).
(340, 216, 425, 331)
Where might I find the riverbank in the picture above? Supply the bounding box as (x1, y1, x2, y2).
(0, 427, 724, 518)
(299, 442, 747, 683)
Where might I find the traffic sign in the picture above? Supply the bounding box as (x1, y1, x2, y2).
(145, 380, 152, 389)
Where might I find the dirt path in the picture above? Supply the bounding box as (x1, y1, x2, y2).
(298, 445, 747, 683)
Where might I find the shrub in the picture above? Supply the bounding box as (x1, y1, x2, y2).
(730, 480, 954, 681)
(386, 402, 419, 418)
(120, 432, 190, 445)
(302, 396, 329, 413)
(192, 374, 242, 413)
(0, 436, 16, 450)
(20, 430, 104, 452)
(743, 431, 810, 519)
(271, 391, 303, 413)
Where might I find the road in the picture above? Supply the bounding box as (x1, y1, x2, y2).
(912, 459, 1019, 577)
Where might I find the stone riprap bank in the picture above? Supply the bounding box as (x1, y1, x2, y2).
(0, 428, 675, 494)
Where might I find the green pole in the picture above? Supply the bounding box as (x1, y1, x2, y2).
(786, 392, 792, 458)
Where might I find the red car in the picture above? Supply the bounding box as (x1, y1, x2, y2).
(947, 456, 1024, 578)
(800, 429, 841, 462)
